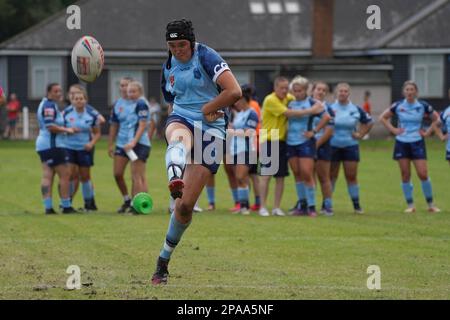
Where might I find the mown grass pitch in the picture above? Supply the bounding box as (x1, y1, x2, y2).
(0, 139, 449, 299)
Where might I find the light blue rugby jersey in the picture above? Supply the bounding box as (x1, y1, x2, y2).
(390, 99, 434, 143)
(329, 101, 373, 148)
(36, 98, 66, 151)
(63, 105, 100, 151)
(161, 42, 231, 139)
(110, 97, 151, 148)
(230, 108, 259, 156)
(312, 102, 335, 140)
(440, 106, 450, 151)
(286, 98, 320, 146)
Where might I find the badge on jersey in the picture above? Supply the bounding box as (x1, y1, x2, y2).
(170, 75, 175, 87)
(44, 107, 55, 119)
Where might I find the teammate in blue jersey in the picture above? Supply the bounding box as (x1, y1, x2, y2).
(433, 102, 450, 165)
(65, 84, 105, 203)
(63, 88, 101, 211)
(229, 87, 259, 215)
(108, 77, 134, 213)
(329, 83, 374, 214)
(311, 81, 335, 216)
(109, 80, 152, 214)
(36, 83, 77, 214)
(151, 19, 241, 285)
(285, 76, 325, 217)
(380, 80, 440, 213)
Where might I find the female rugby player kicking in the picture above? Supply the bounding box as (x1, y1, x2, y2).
(151, 19, 241, 285)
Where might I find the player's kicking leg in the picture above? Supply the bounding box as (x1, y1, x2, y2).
(152, 164, 210, 285)
(165, 122, 192, 199)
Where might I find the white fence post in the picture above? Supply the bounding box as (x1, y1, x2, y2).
(22, 106, 29, 140)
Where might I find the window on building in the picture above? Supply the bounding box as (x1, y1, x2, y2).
(233, 70, 252, 86)
(250, 1, 300, 15)
(30, 56, 64, 99)
(267, 1, 283, 14)
(410, 55, 444, 98)
(109, 70, 145, 104)
(249, 1, 265, 14)
(285, 1, 301, 14)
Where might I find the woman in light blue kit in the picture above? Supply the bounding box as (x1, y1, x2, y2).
(110, 80, 152, 214)
(36, 83, 77, 214)
(380, 80, 440, 213)
(151, 19, 241, 285)
(329, 83, 374, 214)
(285, 76, 324, 217)
(229, 86, 259, 215)
(63, 88, 101, 212)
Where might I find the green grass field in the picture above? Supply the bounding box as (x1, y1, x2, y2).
(0, 138, 449, 300)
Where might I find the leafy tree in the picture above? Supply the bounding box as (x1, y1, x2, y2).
(0, 0, 77, 43)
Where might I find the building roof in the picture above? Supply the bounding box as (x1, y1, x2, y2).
(1, 0, 449, 55)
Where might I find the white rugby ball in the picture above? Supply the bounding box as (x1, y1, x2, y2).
(71, 36, 104, 83)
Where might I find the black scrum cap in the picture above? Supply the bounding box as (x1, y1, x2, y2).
(165, 19, 196, 43)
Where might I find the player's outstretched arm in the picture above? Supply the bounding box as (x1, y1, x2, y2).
(47, 124, 76, 135)
(284, 101, 324, 118)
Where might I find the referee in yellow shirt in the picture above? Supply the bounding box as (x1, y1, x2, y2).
(259, 77, 323, 216)
(259, 77, 292, 216)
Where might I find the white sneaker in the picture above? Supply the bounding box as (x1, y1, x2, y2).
(193, 205, 203, 213)
(428, 206, 441, 213)
(272, 208, 286, 216)
(259, 207, 270, 217)
(240, 207, 250, 215)
(404, 207, 416, 213)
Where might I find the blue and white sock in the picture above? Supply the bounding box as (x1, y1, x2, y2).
(347, 184, 360, 208)
(295, 182, 306, 203)
(206, 186, 215, 205)
(401, 182, 414, 206)
(323, 198, 333, 210)
(61, 198, 71, 209)
(43, 198, 53, 210)
(420, 179, 434, 205)
(238, 187, 250, 207)
(82, 180, 94, 201)
(231, 188, 239, 204)
(305, 185, 316, 208)
(165, 141, 186, 181)
(159, 214, 191, 260)
(254, 195, 261, 206)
